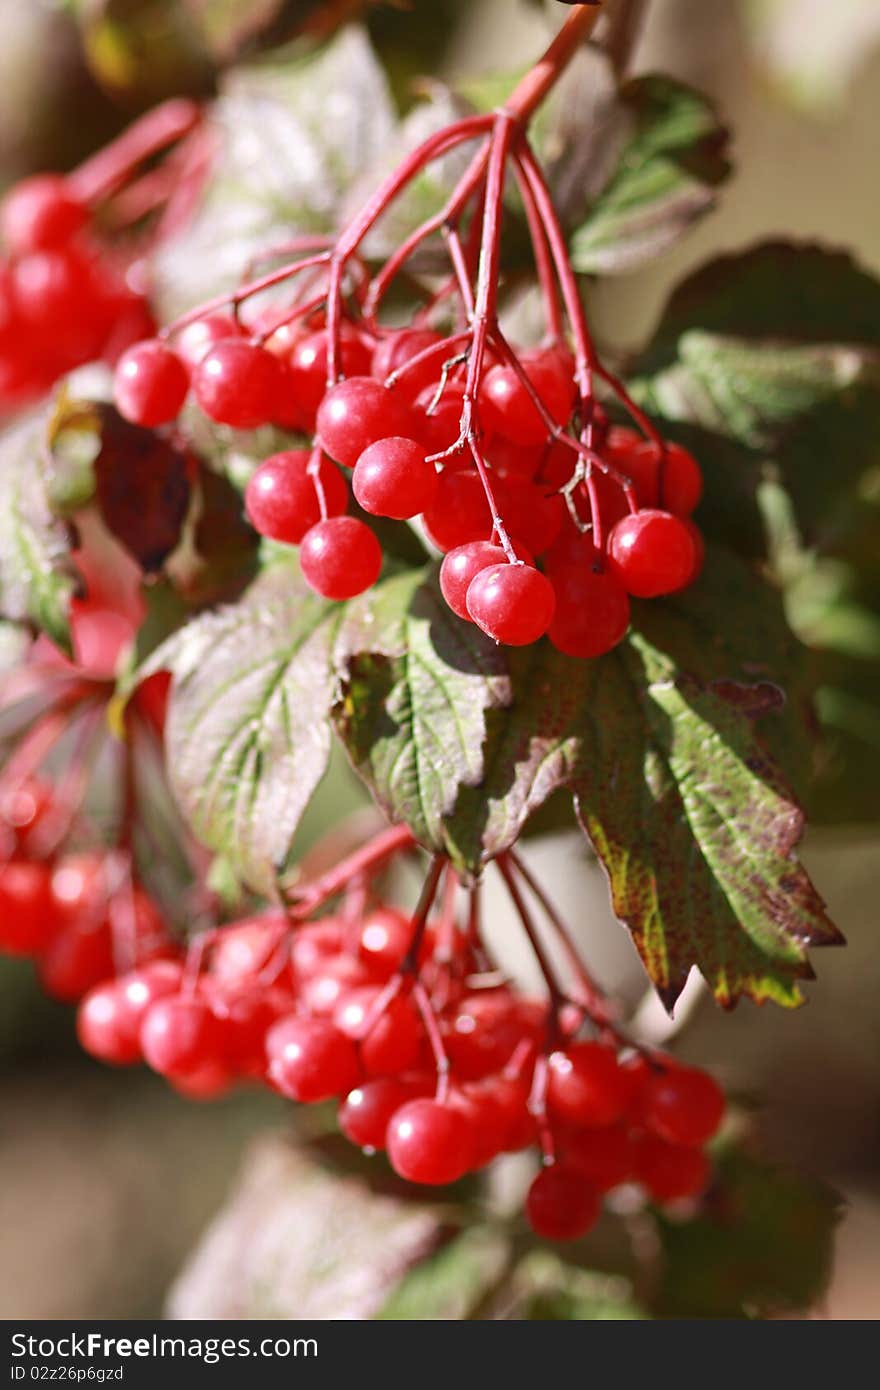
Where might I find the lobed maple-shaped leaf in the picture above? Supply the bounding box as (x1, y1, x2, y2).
(140, 561, 339, 898)
(332, 557, 839, 1011)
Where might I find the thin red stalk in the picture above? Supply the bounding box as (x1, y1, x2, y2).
(510, 156, 564, 342)
(384, 330, 470, 391)
(593, 362, 664, 449)
(69, 99, 202, 205)
(504, 4, 606, 123)
(443, 225, 476, 319)
(495, 855, 565, 1029)
(286, 823, 415, 919)
(162, 251, 331, 338)
(307, 438, 330, 521)
(506, 848, 616, 1029)
(413, 981, 452, 1104)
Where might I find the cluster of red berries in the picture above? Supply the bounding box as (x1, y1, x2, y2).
(0, 173, 154, 417)
(0, 788, 172, 1003)
(66, 893, 723, 1241)
(112, 313, 704, 657)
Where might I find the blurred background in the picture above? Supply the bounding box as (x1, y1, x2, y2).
(0, 0, 878, 1319)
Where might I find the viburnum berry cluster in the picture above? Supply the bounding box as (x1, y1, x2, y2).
(111, 30, 704, 657)
(62, 827, 723, 1241)
(0, 100, 202, 419)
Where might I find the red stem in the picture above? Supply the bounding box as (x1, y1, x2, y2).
(286, 823, 415, 918)
(68, 99, 202, 206)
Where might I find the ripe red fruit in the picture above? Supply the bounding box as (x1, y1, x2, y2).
(11, 247, 104, 362)
(244, 450, 348, 544)
(299, 956, 372, 1017)
(0, 776, 55, 856)
(496, 478, 563, 557)
(525, 1165, 600, 1241)
(334, 988, 423, 1076)
(562, 1125, 635, 1191)
(352, 436, 437, 519)
(316, 376, 414, 469)
(287, 328, 373, 424)
(386, 1098, 474, 1185)
(175, 313, 242, 371)
(77, 960, 182, 1066)
(548, 564, 630, 659)
(440, 540, 533, 621)
(356, 906, 413, 977)
(466, 563, 556, 645)
(1, 174, 88, 253)
(299, 516, 382, 600)
(607, 509, 698, 598)
(634, 1134, 710, 1203)
(0, 859, 56, 955)
(479, 348, 575, 445)
(140, 994, 223, 1079)
(611, 440, 703, 516)
(372, 329, 444, 400)
(413, 383, 465, 456)
(266, 1016, 361, 1102)
(423, 469, 492, 551)
(339, 1077, 426, 1151)
(641, 1065, 725, 1147)
(209, 913, 288, 985)
(546, 1042, 627, 1127)
(444, 992, 545, 1081)
(113, 339, 189, 427)
(192, 338, 283, 429)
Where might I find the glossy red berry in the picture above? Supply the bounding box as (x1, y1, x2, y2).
(299, 516, 382, 599)
(386, 1098, 474, 1185)
(0, 859, 56, 955)
(479, 348, 575, 445)
(634, 1134, 710, 1203)
(607, 509, 698, 598)
(244, 450, 348, 544)
(612, 440, 703, 516)
(440, 541, 515, 621)
(266, 1015, 361, 1102)
(192, 338, 283, 429)
(525, 1165, 600, 1241)
(287, 328, 373, 424)
(641, 1065, 725, 1147)
(352, 436, 437, 519)
(113, 339, 189, 426)
(546, 1042, 627, 1127)
(466, 563, 555, 645)
(496, 477, 563, 557)
(140, 995, 222, 1078)
(548, 563, 630, 658)
(562, 1125, 635, 1191)
(356, 906, 413, 978)
(77, 960, 182, 1066)
(339, 1077, 426, 1151)
(1, 174, 88, 253)
(175, 313, 242, 371)
(422, 468, 492, 551)
(372, 329, 444, 400)
(413, 383, 465, 456)
(316, 376, 414, 469)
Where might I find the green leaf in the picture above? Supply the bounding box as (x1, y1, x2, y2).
(652, 1148, 842, 1317)
(331, 555, 836, 1009)
(377, 1228, 512, 1320)
(502, 1251, 646, 1321)
(333, 569, 510, 853)
(570, 75, 730, 275)
(140, 561, 338, 898)
(155, 25, 395, 316)
(0, 411, 79, 654)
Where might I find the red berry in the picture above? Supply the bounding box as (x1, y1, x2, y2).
(487, 436, 545, 480)
(607, 509, 698, 598)
(77, 960, 182, 1066)
(548, 564, 630, 658)
(334, 987, 423, 1076)
(192, 338, 283, 429)
(11, 247, 105, 363)
(641, 1065, 725, 1147)
(479, 348, 575, 445)
(444, 992, 545, 1081)
(244, 450, 348, 544)
(423, 469, 492, 551)
(497, 478, 563, 557)
(525, 1164, 600, 1241)
(339, 1076, 427, 1151)
(1, 174, 88, 253)
(299, 956, 372, 1017)
(287, 328, 373, 424)
(634, 1134, 710, 1202)
(372, 329, 444, 400)
(266, 1015, 361, 1102)
(356, 906, 413, 978)
(316, 376, 414, 469)
(113, 339, 189, 427)
(466, 563, 555, 645)
(440, 539, 534, 621)
(562, 1125, 635, 1191)
(546, 1042, 627, 1127)
(612, 440, 703, 516)
(175, 313, 242, 371)
(299, 516, 382, 599)
(352, 436, 437, 519)
(386, 1098, 474, 1185)
(413, 383, 465, 456)
(140, 994, 222, 1078)
(0, 776, 55, 856)
(0, 859, 56, 955)
(208, 913, 289, 985)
